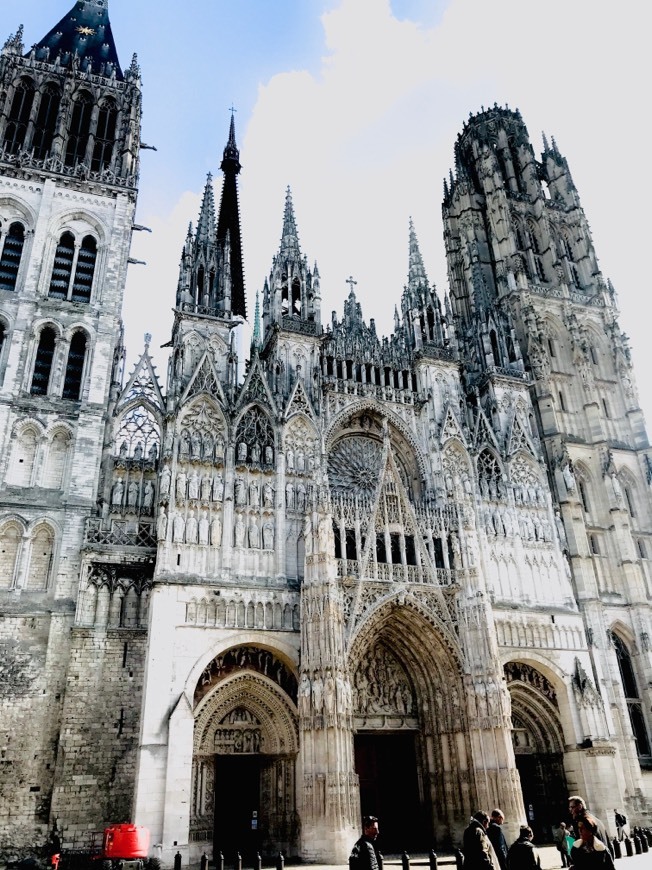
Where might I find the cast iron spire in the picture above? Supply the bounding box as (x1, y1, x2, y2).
(217, 113, 246, 319)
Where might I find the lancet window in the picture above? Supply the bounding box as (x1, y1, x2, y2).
(612, 632, 651, 758)
(91, 99, 118, 173)
(478, 449, 503, 499)
(65, 91, 93, 167)
(0, 522, 22, 589)
(62, 331, 88, 401)
(0, 221, 25, 292)
(115, 405, 161, 461)
(26, 525, 54, 591)
(3, 77, 35, 155)
(31, 327, 56, 395)
(48, 232, 97, 303)
(32, 84, 61, 160)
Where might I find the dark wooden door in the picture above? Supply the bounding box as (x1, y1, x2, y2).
(213, 755, 262, 862)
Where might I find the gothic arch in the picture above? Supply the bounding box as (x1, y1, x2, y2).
(6, 418, 45, 487)
(48, 209, 109, 246)
(324, 399, 428, 483)
(24, 519, 57, 591)
(0, 516, 26, 589)
(0, 193, 37, 228)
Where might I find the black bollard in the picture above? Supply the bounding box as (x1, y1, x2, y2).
(402, 853, 410, 870)
(647, 829, 652, 847)
(633, 833, 642, 855)
(276, 852, 285, 870)
(625, 837, 633, 858)
(641, 834, 649, 854)
(429, 851, 438, 870)
(455, 848, 465, 870)
(174, 852, 182, 870)
(235, 853, 242, 870)
(254, 853, 262, 870)
(612, 838, 621, 860)
(217, 853, 225, 870)
(200, 854, 208, 870)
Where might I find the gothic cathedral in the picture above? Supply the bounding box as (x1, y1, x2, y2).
(1, 2, 651, 864)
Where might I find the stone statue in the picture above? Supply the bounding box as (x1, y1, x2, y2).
(215, 433, 225, 458)
(201, 474, 212, 501)
(198, 510, 209, 545)
(235, 476, 246, 506)
(188, 469, 200, 500)
(173, 513, 185, 543)
(297, 483, 306, 511)
(611, 471, 624, 505)
(213, 473, 224, 502)
(298, 672, 311, 718)
(324, 670, 336, 722)
(143, 480, 155, 512)
(119, 441, 128, 458)
(127, 480, 139, 510)
(163, 429, 174, 455)
(251, 443, 261, 463)
(265, 445, 274, 465)
(133, 442, 143, 461)
(263, 521, 274, 550)
(237, 442, 248, 462)
(156, 506, 168, 541)
(234, 514, 245, 547)
(296, 450, 305, 473)
(190, 431, 202, 460)
(160, 464, 171, 497)
(312, 671, 324, 715)
(286, 483, 295, 509)
(286, 447, 294, 471)
(148, 443, 158, 463)
(562, 461, 576, 493)
(179, 432, 191, 459)
(185, 509, 198, 543)
(248, 518, 260, 549)
(249, 479, 259, 506)
(210, 514, 222, 547)
(318, 514, 334, 555)
(176, 470, 187, 501)
(303, 515, 313, 555)
(111, 478, 124, 507)
(263, 482, 274, 507)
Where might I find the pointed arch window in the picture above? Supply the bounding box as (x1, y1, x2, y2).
(62, 331, 87, 400)
(7, 427, 38, 487)
(612, 633, 651, 758)
(32, 84, 61, 160)
(43, 430, 70, 489)
(0, 221, 25, 292)
(490, 329, 501, 366)
(71, 235, 96, 303)
(31, 327, 56, 395)
(91, 98, 118, 173)
(64, 91, 93, 167)
(0, 523, 22, 589)
(291, 278, 301, 315)
(27, 526, 54, 591)
(49, 232, 75, 299)
(3, 77, 35, 155)
(578, 479, 590, 514)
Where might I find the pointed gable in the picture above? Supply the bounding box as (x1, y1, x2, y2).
(117, 343, 165, 412)
(285, 378, 315, 421)
(473, 408, 501, 453)
(439, 404, 466, 447)
(506, 411, 536, 457)
(236, 357, 277, 414)
(181, 351, 226, 406)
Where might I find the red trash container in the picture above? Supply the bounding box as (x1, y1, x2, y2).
(103, 825, 150, 859)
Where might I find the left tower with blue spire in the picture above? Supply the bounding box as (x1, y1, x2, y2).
(0, 0, 143, 847)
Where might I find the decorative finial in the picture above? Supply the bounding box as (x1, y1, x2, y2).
(345, 276, 357, 296)
(144, 333, 152, 348)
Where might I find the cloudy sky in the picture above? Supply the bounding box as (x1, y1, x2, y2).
(7, 1, 651, 421)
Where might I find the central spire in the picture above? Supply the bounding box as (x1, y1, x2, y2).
(216, 113, 246, 319)
(280, 187, 301, 259)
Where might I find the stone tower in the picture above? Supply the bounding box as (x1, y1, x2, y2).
(0, 0, 142, 843)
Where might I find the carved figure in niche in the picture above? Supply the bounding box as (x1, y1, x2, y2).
(173, 512, 185, 543)
(450, 533, 461, 567)
(324, 670, 336, 722)
(201, 474, 212, 501)
(286, 483, 295, 509)
(215, 433, 225, 458)
(163, 429, 174, 455)
(199, 510, 209, 545)
(319, 514, 334, 555)
(286, 447, 294, 471)
(235, 476, 246, 506)
(210, 514, 222, 546)
(148, 443, 158, 463)
(237, 442, 248, 462)
(111, 478, 124, 507)
(188, 469, 200, 500)
(265, 445, 274, 465)
(312, 670, 324, 714)
(143, 480, 155, 512)
(297, 482, 306, 511)
(249, 479, 259, 506)
(190, 432, 202, 461)
(119, 441, 128, 458)
(202, 434, 213, 461)
(296, 450, 305, 473)
(179, 432, 191, 459)
(157, 505, 168, 541)
(176, 470, 187, 501)
(213, 473, 224, 502)
(248, 518, 260, 548)
(185, 509, 198, 543)
(263, 521, 274, 550)
(303, 515, 313, 555)
(445, 472, 454, 495)
(562, 461, 576, 492)
(610, 472, 624, 505)
(463, 472, 473, 496)
(127, 480, 139, 510)
(160, 464, 171, 497)
(234, 514, 245, 547)
(298, 672, 311, 717)
(133, 442, 143, 461)
(251, 443, 261, 463)
(263, 482, 274, 507)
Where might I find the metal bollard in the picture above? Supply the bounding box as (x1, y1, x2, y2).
(217, 853, 225, 870)
(641, 834, 649, 854)
(612, 838, 621, 860)
(276, 852, 285, 870)
(625, 837, 633, 858)
(429, 851, 438, 870)
(235, 853, 242, 870)
(174, 852, 182, 870)
(254, 854, 262, 870)
(455, 848, 465, 870)
(402, 853, 410, 870)
(200, 854, 209, 870)
(633, 833, 642, 855)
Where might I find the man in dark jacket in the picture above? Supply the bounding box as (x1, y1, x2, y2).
(506, 826, 541, 870)
(487, 809, 508, 870)
(568, 796, 614, 858)
(350, 816, 381, 870)
(463, 811, 499, 870)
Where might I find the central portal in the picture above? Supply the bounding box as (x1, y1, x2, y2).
(214, 755, 261, 861)
(354, 733, 424, 853)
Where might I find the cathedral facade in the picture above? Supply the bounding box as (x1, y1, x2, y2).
(1, 2, 651, 865)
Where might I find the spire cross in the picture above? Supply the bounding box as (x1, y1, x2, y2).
(229, 104, 238, 115)
(345, 276, 357, 293)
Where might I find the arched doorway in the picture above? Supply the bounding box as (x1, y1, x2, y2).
(349, 600, 470, 853)
(192, 646, 299, 861)
(505, 661, 568, 841)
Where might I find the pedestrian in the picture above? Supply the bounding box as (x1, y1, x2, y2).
(554, 822, 570, 867)
(350, 815, 381, 870)
(613, 809, 629, 841)
(506, 826, 541, 870)
(487, 809, 508, 870)
(463, 811, 500, 870)
(568, 796, 614, 858)
(569, 815, 615, 870)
